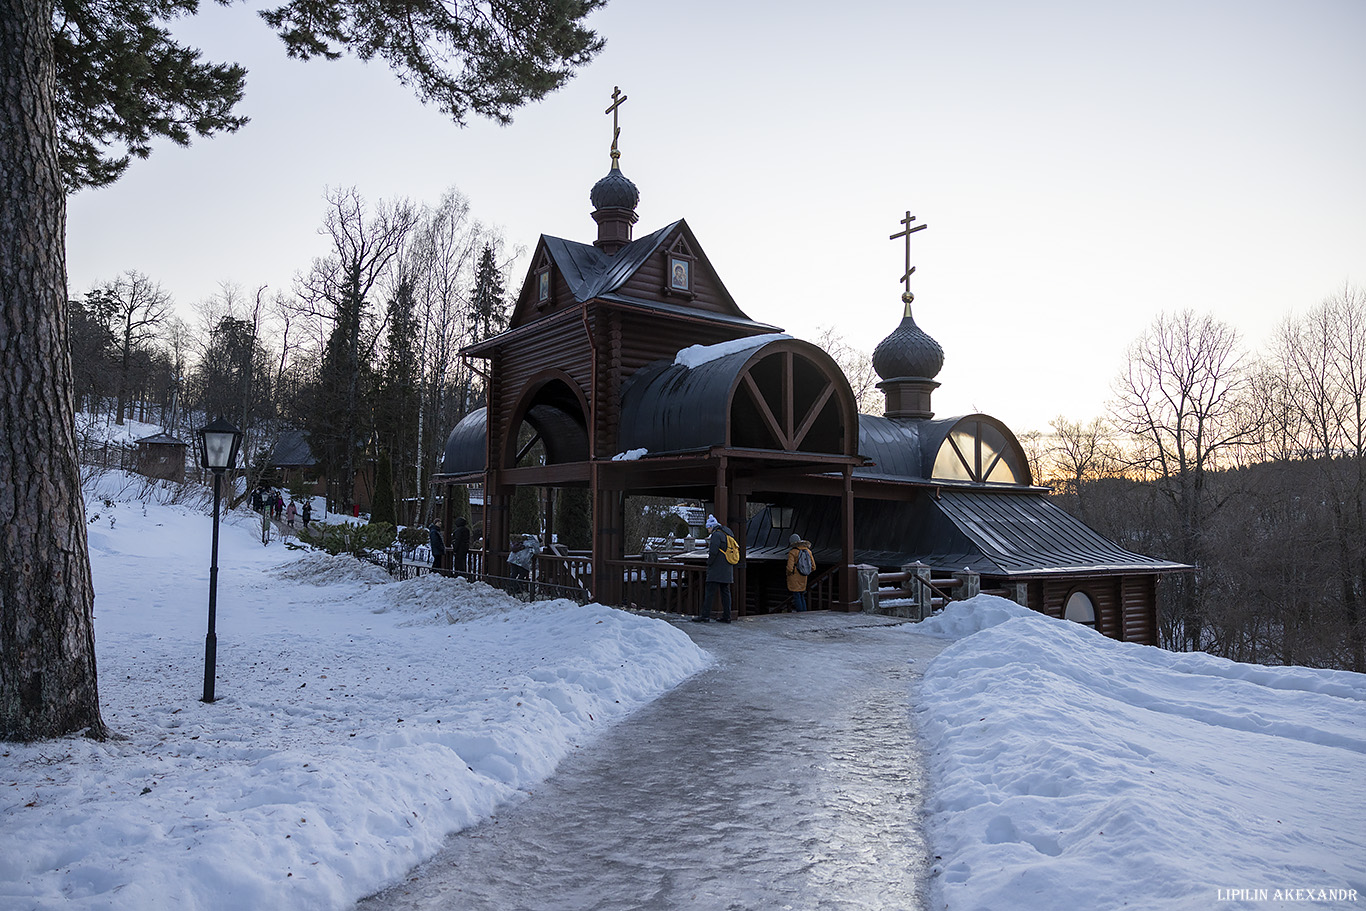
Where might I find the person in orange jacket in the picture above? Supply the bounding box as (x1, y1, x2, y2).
(786, 533, 816, 612)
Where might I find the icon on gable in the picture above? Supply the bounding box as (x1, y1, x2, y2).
(670, 257, 690, 292)
(664, 236, 695, 298)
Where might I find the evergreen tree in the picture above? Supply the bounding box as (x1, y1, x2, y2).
(469, 244, 508, 344)
(555, 487, 591, 551)
(510, 485, 541, 541)
(4, 0, 604, 740)
(66, 290, 117, 416)
(377, 278, 420, 517)
(370, 451, 396, 527)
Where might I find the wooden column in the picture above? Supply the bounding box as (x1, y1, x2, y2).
(840, 465, 855, 610)
(592, 464, 623, 605)
(735, 488, 747, 617)
(714, 455, 729, 525)
(485, 470, 510, 580)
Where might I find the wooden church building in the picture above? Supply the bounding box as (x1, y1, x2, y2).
(434, 92, 1183, 644)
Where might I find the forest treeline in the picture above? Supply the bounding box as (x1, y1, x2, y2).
(67, 185, 513, 525)
(1026, 287, 1365, 672)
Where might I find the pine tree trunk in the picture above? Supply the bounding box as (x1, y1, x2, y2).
(0, 0, 108, 741)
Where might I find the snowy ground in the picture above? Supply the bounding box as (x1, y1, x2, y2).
(915, 600, 1366, 910)
(2, 470, 1364, 910)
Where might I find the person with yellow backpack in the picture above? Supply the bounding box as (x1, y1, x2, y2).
(695, 513, 738, 623)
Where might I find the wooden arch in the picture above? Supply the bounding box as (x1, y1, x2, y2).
(727, 343, 858, 456)
(501, 369, 591, 470)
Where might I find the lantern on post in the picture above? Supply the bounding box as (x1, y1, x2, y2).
(198, 417, 242, 703)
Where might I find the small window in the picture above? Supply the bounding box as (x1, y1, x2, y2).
(1064, 591, 1096, 625)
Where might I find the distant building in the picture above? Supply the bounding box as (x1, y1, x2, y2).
(134, 432, 188, 483)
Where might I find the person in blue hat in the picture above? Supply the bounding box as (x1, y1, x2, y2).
(695, 514, 735, 623)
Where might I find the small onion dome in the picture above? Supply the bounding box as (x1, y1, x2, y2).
(590, 163, 640, 211)
(872, 292, 944, 380)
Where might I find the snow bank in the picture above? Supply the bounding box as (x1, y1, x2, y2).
(916, 593, 1040, 638)
(916, 599, 1366, 910)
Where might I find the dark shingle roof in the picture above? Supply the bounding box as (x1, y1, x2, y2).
(269, 430, 316, 468)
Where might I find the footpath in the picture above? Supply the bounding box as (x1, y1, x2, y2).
(358, 610, 950, 911)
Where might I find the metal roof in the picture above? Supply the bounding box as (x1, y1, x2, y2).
(930, 490, 1188, 575)
(854, 414, 925, 479)
(134, 432, 188, 447)
(441, 408, 487, 475)
(540, 221, 676, 303)
(746, 489, 1187, 576)
(618, 337, 851, 456)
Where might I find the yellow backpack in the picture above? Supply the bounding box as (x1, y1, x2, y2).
(723, 533, 741, 565)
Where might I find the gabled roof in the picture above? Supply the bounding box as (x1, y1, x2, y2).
(540, 221, 678, 302)
(269, 430, 316, 468)
(500, 218, 766, 336)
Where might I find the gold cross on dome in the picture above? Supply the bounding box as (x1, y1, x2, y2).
(605, 86, 628, 165)
(890, 210, 928, 300)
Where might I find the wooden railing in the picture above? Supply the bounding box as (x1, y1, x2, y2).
(762, 564, 843, 612)
(538, 552, 594, 601)
(608, 559, 708, 615)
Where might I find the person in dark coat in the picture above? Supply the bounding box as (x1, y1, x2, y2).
(450, 516, 471, 578)
(428, 522, 445, 571)
(695, 513, 735, 623)
(302, 500, 312, 527)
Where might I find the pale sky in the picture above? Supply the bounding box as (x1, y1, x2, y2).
(64, 0, 1366, 435)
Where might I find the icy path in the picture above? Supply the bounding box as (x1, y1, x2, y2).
(358, 612, 947, 911)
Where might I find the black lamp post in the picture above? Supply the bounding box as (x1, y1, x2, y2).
(198, 416, 243, 703)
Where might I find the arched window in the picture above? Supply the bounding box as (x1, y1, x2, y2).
(1064, 591, 1096, 626)
(930, 417, 1031, 485)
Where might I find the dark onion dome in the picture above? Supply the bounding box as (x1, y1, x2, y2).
(590, 163, 640, 211)
(872, 292, 944, 380)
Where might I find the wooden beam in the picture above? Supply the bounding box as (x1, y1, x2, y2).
(741, 371, 789, 449)
(500, 462, 592, 486)
(841, 465, 855, 610)
(791, 383, 835, 451)
(783, 350, 794, 445)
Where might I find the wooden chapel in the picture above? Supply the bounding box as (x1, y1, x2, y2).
(434, 89, 1185, 643)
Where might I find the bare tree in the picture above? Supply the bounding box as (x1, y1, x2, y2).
(1111, 310, 1260, 651)
(92, 270, 171, 425)
(1268, 285, 1366, 671)
(406, 188, 507, 521)
(815, 327, 880, 414)
(297, 187, 418, 512)
(1048, 415, 1120, 522)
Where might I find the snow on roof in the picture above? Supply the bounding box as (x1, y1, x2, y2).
(673, 333, 792, 369)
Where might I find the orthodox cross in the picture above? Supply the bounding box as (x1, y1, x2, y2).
(605, 86, 628, 165)
(890, 210, 928, 308)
